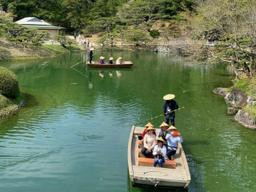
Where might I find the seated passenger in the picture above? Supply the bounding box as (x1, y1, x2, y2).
(116, 57, 122, 64)
(109, 57, 114, 64)
(99, 56, 105, 64)
(165, 126, 183, 160)
(158, 122, 169, 141)
(141, 127, 156, 158)
(139, 122, 154, 140)
(153, 137, 167, 167)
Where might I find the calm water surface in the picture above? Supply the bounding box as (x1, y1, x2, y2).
(0, 51, 256, 192)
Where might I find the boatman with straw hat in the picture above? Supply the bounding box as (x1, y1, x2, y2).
(88, 47, 94, 64)
(163, 94, 179, 125)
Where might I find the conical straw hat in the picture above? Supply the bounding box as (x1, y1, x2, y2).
(109, 57, 114, 60)
(156, 137, 166, 143)
(160, 122, 169, 128)
(146, 127, 155, 131)
(100, 56, 105, 59)
(163, 94, 175, 100)
(167, 125, 177, 131)
(145, 122, 153, 128)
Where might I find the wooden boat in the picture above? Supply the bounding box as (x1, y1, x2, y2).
(87, 61, 133, 68)
(128, 126, 191, 188)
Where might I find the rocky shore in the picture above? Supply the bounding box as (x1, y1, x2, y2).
(213, 87, 256, 129)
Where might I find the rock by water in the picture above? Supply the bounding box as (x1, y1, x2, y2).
(235, 110, 256, 129)
(213, 87, 229, 97)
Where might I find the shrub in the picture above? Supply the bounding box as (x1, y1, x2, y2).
(0, 67, 20, 98)
(149, 30, 160, 38)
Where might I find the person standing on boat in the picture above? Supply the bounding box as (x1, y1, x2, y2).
(163, 94, 179, 125)
(109, 57, 114, 64)
(141, 127, 156, 158)
(158, 122, 169, 141)
(165, 126, 183, 160)
(99, 56, 105, 64)
(88, 47, 94, 64)
(153, 138, 168, 167)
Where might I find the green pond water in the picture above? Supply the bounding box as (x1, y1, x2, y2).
(1, 51, 256, 192)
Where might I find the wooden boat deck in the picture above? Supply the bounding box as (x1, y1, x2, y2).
(128, 126, 191, 188)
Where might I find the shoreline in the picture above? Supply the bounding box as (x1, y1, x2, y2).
(213, 87, 256, 129)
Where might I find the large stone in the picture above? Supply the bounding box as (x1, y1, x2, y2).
(224, 89, 247, 108)
(213, 87, 229, 97)
(227, 107, 238, 115)
(247, 96, 256, 106)
(234, 110, 256, 129)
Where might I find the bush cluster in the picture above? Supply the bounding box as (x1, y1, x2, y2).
(0, 67, 20, 98)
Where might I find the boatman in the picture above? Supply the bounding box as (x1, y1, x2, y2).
(88, 47, 94, 64)
(163, 94, 179, 125)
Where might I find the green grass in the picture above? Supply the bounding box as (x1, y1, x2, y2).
(233, 78, 250, 92)
(233, 77, 256, 98)
(43, 44, 68, 53)
(244, 105, 256, 118)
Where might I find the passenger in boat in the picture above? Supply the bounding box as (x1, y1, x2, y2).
(153, 137, 167, 167)
(165, 126, 183, 160)
(139, 122, 154, 140)
(88, 47, 94, 64)
(163, 94, 179, 125)
(99, 56, 105, 64)
(141, 127, 156, 158)
(116, 57, 122, 64)
(109, 57, 114, 64)
(158, 122, 169, 141)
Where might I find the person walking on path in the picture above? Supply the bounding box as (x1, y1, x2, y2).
(163, 94, 179, 125)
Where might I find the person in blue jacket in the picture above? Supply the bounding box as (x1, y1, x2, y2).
(163, 94, 179, 125)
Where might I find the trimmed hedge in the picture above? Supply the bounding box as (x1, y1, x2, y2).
(0, 67, 20, 98)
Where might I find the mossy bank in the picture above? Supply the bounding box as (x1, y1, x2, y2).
(0, 66, 20, 120)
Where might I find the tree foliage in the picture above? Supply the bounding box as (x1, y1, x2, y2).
(195, 0, 256, 74)
(0, 16, 48, 47)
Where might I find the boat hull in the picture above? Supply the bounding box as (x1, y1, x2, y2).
(87, 61, 133, 68)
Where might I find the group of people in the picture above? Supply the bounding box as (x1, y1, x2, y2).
(140, 94, 182, 167)
(140, 122, 183, 167)
(99, 56, 122, 65)
(87, 47, 123, 65)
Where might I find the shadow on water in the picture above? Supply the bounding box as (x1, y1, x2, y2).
(19, 92, 38, 108)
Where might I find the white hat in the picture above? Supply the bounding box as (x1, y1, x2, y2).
(90, 47, 94, 51)
(109, 57, 114, 60)
(163, 94, 175, 100)
(100, 56, 105, 59)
